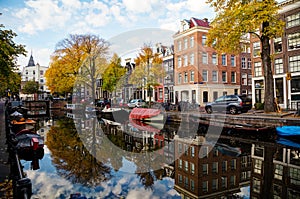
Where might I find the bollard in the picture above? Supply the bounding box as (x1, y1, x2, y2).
(14, 178, 32, 199)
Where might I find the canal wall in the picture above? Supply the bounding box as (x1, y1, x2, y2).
(166, 111, 300, 128)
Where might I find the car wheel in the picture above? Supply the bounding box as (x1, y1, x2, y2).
(206, 107, 213, 114)
(229, 106, 237, 114)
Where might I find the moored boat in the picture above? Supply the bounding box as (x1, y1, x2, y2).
(129, 108, 165, 122)
(276, 126, 300, 137)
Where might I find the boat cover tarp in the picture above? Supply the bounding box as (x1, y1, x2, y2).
(129, 108, 161, 120)
(276, 126, 300, 137)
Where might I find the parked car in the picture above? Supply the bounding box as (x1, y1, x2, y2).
(96, 99, 111, 108)
(127, 99, 146, 108)
(205, 95, 252, 114)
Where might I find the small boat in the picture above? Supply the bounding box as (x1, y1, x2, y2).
(15, 133, 44, 160)
(129, 118, 161, 133)
(277, 137, 300, 149)
(100, 106, 129, 123)
(276, 126, 300, 137)
(129, 108, 165, 122)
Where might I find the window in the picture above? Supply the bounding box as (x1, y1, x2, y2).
(191, 146, 195, 157)
(230, 175, 236, 187)
(184, 176, 189, 188)
(202, 52, 208, 64)
(287, 13, 300, 28)
(254, 159, 262, 174)
(288, 33, 300, 51)
(231, 55, 235, 66)
(202, 70, 208, 82)
(190, 36, 194, 48)
(241, 57, 246, 69)
(184, 144, 188, 155)
(203, 91, 208, 103)
(178, 143, 182, 153)
(213, 91, 218, 101)
(178, 73, 182, 84)
(254, 62, 262, 77)
(212, 53, 217, 65)
(247, 58, 252, 69)
(275, 58, 284, 74)
(212, 179, 218, 191)
(33, 70, 35, 75)
(222, 54, 227, 65)
(178, 174, 182, 184)
(202, 164, 208, 175)
(190, 71, 194, 82)
(202, 146, 208, 158)
(242, 73, 247, 85)
(212, 162, 218, 173)
(184, 55, 188, 66)
(231, 72, 236, 83)
(179, 159, 182, 169)
(222, 71, 227, 82)
(289, 55, 300, 72)
(159, 88, 163, 99)
(202, 35, 207, 46)
(202, 181, 208, 192)
(231, 159, 236, 170)
(190, 53, 194, 65)
(184, 72, 188, 83)
(289, 167, 300, 185)
(222, 177, 227, 188)
(190, 179, 195, 191)
(40, 79, 44, 83)
(222, 161, 227, 172)
(253, 42, 260, 57)
(26, 70, 28, 75)
(274, 37, 282, 53)
(177, 41, 181, 51)
(191, 163, 195, 174)
(177, 57, 182, 68)
(185, 161, 188, 172)
(274, 164, 283, 180)
(40, 70, 44, 75)
(40, 86, 43, 90)
(184, 38, 188, 49)
(253, 178, 261, 193)
(212, 71, 218, 82)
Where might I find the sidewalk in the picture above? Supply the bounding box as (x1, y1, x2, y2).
(0, 101, 10, 197)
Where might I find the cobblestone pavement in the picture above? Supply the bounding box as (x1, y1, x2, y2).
(0, 101, 10, 197)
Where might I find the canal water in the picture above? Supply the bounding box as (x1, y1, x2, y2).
(20, 112, 300, 199)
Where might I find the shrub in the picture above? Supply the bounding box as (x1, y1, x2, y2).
(254, 102, 264, 110)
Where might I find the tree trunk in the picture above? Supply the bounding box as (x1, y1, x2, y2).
(261, 21, 275, 113)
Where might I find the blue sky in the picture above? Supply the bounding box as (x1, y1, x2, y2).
(1, 0, 215, 67)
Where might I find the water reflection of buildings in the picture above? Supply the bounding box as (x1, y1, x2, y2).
(251, 142, 300, 198)
(174, 135, 252, 199)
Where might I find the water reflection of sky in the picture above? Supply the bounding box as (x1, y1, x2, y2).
(22, 146, 181, 199)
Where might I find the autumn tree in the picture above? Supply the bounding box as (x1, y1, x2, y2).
(206, 0, 284, 112)
(45, 34, 109, 100)
(0, 22, 26, 96)
(129, 45, 164, 105)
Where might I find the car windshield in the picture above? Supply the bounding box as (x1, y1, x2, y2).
(130, 100, 137, 103)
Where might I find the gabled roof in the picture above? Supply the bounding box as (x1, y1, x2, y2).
(190, 17, 210, 28)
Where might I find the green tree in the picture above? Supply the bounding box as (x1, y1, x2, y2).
(0, 22, 26, 96)
(22, 80, 39, 94)
(206, 0, 284, 112)
(129, 45, 164, 106)
(102, 53, 126, 98)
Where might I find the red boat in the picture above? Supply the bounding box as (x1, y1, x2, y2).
(129, 108, 164, 122)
